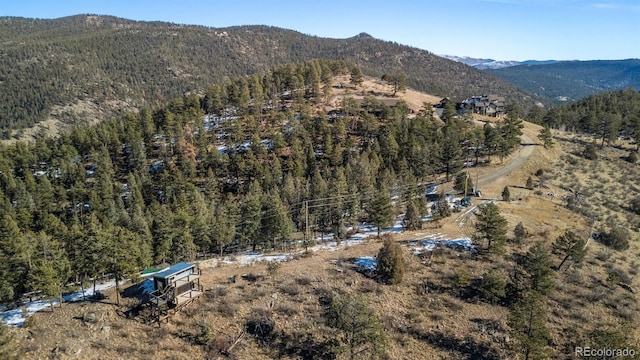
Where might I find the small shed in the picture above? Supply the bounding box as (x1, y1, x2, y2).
(149, 262, 203, 322)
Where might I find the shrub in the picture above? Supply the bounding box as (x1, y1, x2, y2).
(582, 143, 598, 160)
(630, 196, 640, 215)
(279, 282, 301, 296)
(597, 226, 630, 251)
(296, 277, 313, 286)
(195, 321, 212, 345)
(376, 235, 405, 285)
(266, 261, 282, 276)
(246, 309, 276, 345)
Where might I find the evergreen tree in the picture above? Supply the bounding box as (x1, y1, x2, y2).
(382, 70, 407, 96)
(478, 269, 506, 305)
(537, 126, 554, 148)
(260, 192, 293, 251)
(440, 100, 457, 123)
(376, 235, 405, 284)
(403, 199, 422, 231)
(349, 66, 364, 87)
(508, 291, 550, 360)
(439, 119, 463, 181)
(502, 186, 511, 201)
(501, 103, 524, 151)
(28, 260, 59, 311)
(107, 226, 147, 305)
(453, 172, 473, 195)
(367, 187, 393, 237)
(552, 231, 586, 271)
(210, 197, 239, 256)
(525, 176, 534, 190)
(514, 222, 527, 244)
(432, 193, 452, 219)
(239, 183, 263, 251)
(28, 231, 70, 309)
(0, 215, 29, 304)
(474, 203, 508, 254)
(519, 243, 556, 296)
(324, 292, 386, 360)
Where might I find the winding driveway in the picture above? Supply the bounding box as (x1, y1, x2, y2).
(476, 132, 537, 186)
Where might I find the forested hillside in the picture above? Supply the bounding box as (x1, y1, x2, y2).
(534, 88, 640, 148)
(489, 59, 640, 103)
(0, 60, 526, 306)
(0, 14, 534, 138)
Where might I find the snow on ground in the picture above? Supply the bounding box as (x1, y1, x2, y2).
(354, 257, 377, 272)
(0, 280, 120, 327)
(1, 217, 469, 327)
(410, 236, 474, 255)
(0, 267, 170, 327)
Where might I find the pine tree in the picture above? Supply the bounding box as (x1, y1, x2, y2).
(502, 186, 511, 201)
(0, 215, 29, 304)
(501, 102, 524, 151)
(453, 172, 473, 195)
(508, 291, 550, 360)
(260, 192, 293, 251)
(376, 235, 405, 284)
(520, 243, 556, 296)
(525, 176, 534, 190)
(403, 199, 422, 231)
(514, 222, 527, 244)
(324, 292, 386, 360)
(478, 269, 506, 305)
(210, 197, 239, 256)
(432, 193, 452, 228)
(537, 126, 554, 148)
(474, 203, 508, 254)
(552, 231, 586, 271)
(349, 65, 364, 87)
(28, 260, 59, 311)
(108, 226, 146, 305)
(367, 187, 393, 237)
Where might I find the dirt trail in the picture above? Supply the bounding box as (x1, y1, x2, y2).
(477, 132, 537, 186)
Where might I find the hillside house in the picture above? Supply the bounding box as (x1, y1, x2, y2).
(460, 94, 505, 117)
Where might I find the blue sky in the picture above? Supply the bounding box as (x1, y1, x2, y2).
(2, 0, 638, 61)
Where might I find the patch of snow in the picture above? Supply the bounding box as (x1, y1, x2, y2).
(411, 237, 474, 255)
(0, 280, 124, 327)
(354, 257, 377, 273)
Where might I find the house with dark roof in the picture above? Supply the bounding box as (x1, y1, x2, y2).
(460, 94, 505, 117)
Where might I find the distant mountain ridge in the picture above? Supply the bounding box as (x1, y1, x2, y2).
(488, 59, 640, 103)
(440, 55, 558, 70)
(0, 15, 535, 138)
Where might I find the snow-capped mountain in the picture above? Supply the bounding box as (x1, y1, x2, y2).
(440, 55, 557, 70)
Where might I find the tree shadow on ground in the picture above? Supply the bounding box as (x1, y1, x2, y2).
(407, 328, 500, 360)
(273, 331, 338, 360)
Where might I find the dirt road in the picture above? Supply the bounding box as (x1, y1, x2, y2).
(476, 132, 537, 186)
